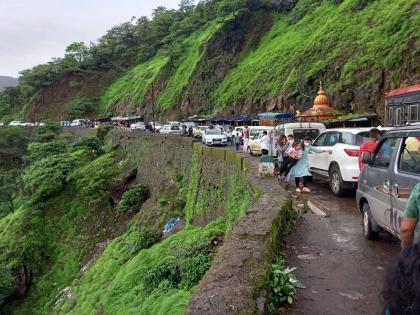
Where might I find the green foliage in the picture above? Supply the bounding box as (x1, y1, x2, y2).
(27, 140, 68, 163)
(268, 256, 297, 313)
(55, 220, 225, 315)
(0, 170, 20, 213)
(0, 87, 21, 121)
(101, 55, 169, 113)
(70, 137, 103, 160)
(157, 19, 228, 110)
(212, 0, 420, 110)
(22, 154, 76, 204)
(73, 153, 120, 206)
(34, 122, 62, 143)
(67, 97, 96, 119)
(0, 263, 14, 306)
(117, 185, 149, 213)
(0, 127, 28, 169)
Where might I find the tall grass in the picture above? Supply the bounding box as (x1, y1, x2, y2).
(211, 0, 419, 109)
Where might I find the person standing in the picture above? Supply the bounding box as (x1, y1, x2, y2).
(233, 130, 241, 151)
(260, 131, 271, 156)
(243, 126, 250, 153)
(359, 128, 381, 172)
(275, 134, 289, 172)
(400, 183, 420, 248)
(290, 137, 329, 193)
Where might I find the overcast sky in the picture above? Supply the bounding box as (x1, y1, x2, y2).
(0, 0, 182, 77)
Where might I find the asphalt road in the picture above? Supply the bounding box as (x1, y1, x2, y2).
(282, 179, 401, 315)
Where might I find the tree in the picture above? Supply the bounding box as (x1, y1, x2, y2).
(27, 140, 68, 163)
(0, 170, 20, 212)
(22, 154, 76, 204)
(65, 42, 90, 64)
(67, 97, 96, 119)
(0, 127, 28, 169)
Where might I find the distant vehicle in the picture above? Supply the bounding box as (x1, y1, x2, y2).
(385, 84, 420, 126)
(184, 122, 196, 129)
(276, 122, 326, 141)
(168, 121, 181, 127)
(248, 126, 276, 138)
(60, 121, 72, 127)
(9, 121, 25, 126)
(151, 122, 162, 131)
(130, 122, 146, 130)
(357, 124, 420, 240)
(160, 125, 180, 134)
(308, 128, 388, 196)
(202, 129, 227, 146)
(70, 119, 85, 127)
(0, 122, 4, 126)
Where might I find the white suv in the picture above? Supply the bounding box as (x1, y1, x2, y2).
(308, 128, 375, 196)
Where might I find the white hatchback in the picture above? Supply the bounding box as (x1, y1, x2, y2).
(308, 128, 378, 196)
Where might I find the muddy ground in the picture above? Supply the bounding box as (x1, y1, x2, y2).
(282, 179, 400, 315)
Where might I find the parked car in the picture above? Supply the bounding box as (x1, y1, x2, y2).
(309, 128, 380, 196)
(160, 125, 180, 134)
(60, 121, 72, 127)
(70, 119, 86, 127)
(130, 122, 146, 130)
(276, 122, 326, 141)
(151, 122, 162, 131)
(357, 125, 420, 240)
(9, 121, 25, 126)
(202, 129, 227, 146)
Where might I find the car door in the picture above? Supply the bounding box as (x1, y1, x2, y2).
(317, 132, 338, 172)
(309, 132, 328, 171)
(389, 135, 420, 237)
(363, 137, 398, 229)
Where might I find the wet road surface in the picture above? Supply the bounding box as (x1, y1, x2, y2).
(282, 179, 400, 315)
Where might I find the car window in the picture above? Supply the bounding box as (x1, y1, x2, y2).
(313, 133, 328, 146)
(399, 137, 420, 175)
(324, 133, 339, 146)
(372, 137, 397, 168)
(293, 129, 320, 141)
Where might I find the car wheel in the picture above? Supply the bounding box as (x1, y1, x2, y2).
(362, 202, 379, 240)
(329, 165, 345, 197)
(247, 146, 253, 156)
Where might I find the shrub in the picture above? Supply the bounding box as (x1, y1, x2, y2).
(67, 97, 96, 119)
(0, 263, 14, 306)
(34, 123, 62, 143)
(70, 137, 103, 159)
(126, 228, 156, 254)
(27, 140, 68, 163)
(117, 185, 149, 213)
(75, 153, 120, 206)
(22, 154, 76, 203)
(268, 256, 297, 313)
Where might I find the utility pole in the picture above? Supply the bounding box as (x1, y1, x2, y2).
(151, 81, 156, 133)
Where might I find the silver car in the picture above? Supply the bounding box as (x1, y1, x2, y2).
(357, 125, 420, 240)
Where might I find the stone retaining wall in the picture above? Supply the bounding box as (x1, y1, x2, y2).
(111, 131, 291, 314)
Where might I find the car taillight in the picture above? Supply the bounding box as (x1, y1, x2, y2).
(344, 149, 359, 157)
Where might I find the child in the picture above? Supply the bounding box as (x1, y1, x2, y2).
(290, 137, 328, 193)
(279, 141, 303, 182)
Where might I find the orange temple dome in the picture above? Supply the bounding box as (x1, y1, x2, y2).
(313, 83, 330, 107)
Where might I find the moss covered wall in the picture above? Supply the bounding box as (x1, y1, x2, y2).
(111, 132, 257, 228)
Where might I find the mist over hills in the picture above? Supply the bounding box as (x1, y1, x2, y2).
(0, 76, 18, 91)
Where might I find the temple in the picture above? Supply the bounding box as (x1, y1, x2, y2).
(297, 82, 340, 122)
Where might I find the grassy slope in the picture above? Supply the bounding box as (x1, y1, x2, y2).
(157, 18, 229, 110)
(55, 220, 225, 315)
(211, 0, 420, 109)
(100, 18, 229, 114)
(101, 55, 169, 114)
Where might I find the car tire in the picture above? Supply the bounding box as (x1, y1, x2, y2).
(247, 146, 253, 156)
(362, 202, 379, 240)
(329, 165, 345, 197)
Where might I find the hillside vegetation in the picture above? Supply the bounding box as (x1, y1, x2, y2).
(0, 0, 418, 122)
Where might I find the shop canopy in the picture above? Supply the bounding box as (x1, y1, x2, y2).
(257, 112, 295, 121)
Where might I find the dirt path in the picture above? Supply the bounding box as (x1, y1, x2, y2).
(283, 180, 400, 315)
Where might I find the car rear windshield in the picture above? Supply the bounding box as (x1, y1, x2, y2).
(293, 129, 320, 141)
(171, 126, 180, 130)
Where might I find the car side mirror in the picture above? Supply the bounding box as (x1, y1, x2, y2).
(362, 152, 373, 165)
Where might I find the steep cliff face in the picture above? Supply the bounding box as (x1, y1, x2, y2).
(22, 0, 420, 121)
